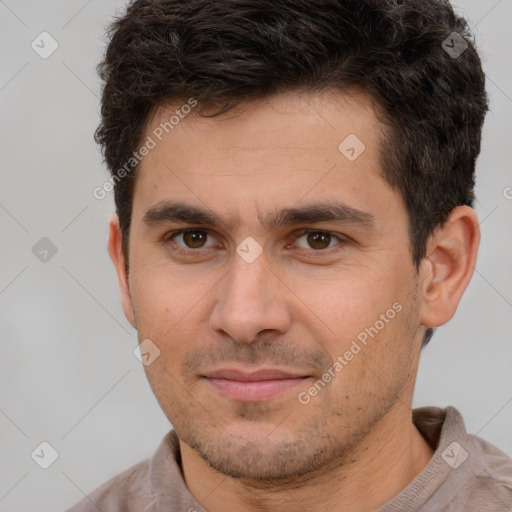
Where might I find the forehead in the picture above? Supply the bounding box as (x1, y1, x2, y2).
(131, 90, 401, 231)
(148, 89, 382, 156)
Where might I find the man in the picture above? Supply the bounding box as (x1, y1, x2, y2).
(68, 0, 512, 510)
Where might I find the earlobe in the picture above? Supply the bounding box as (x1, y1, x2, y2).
(107, 214, 136, 328)
(419, 206, 480, 328)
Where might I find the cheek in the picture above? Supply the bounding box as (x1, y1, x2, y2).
(291, 267, 399, 335)
(131, 250, 198, 314)
(304, 271, 417, 389)
(129, 264, 207, 355)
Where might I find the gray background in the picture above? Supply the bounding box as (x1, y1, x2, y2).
(0, 1, 511, 510)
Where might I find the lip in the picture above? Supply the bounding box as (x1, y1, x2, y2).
(202, 368, 312, 402)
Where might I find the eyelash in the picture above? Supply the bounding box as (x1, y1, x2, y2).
(163, 228, 347, 256)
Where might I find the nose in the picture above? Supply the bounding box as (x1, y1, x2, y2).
(209, 251, 292, 343)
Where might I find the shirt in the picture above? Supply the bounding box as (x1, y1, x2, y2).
(66, 406, 512, 511)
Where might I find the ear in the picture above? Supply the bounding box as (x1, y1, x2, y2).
(108, 214, 136, 328)
(419, 205, 480, 328)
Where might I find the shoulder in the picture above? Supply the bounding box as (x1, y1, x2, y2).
(458, 435, 512, 510)
(64, 431, 187, 512)
(410, 406, 512, 511)
(65, 458, 154, 512)
(440, 406, 512, 510)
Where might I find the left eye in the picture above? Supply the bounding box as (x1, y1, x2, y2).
(294, 231, 342, 250)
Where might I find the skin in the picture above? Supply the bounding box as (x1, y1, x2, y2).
(108, 90, 480, 512)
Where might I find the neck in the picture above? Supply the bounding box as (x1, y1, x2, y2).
(180, 400, 435, 512)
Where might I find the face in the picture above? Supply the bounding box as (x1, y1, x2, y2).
(119, 91, 426, 480)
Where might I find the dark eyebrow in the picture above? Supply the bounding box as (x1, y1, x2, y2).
(142, 200, 374, 231)
(143, 202, 238, 231)
(263, 201, 374, 231)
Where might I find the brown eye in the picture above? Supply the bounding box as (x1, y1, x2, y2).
(182, 230, 208, 248)
(292, 230, 344, 252)
(165, 229, 220, 255)
(306, 231, 332, 250)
